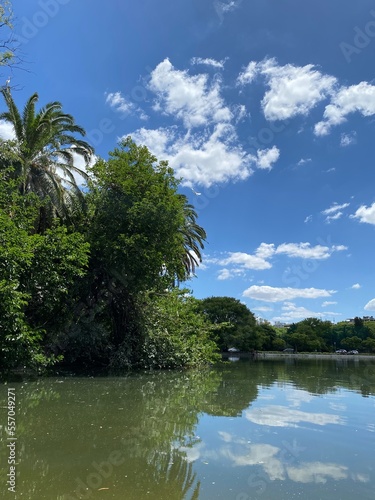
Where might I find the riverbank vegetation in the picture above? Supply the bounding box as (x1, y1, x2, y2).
(199, 297, 375, 354)
(0, 88, 223, 374)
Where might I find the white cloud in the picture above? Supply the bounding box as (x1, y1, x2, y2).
(191, 57, 226, 69)
(352, 202, 375, 225)
(271, 302, 341, 322)
(243, 285, 336, 303)
(364, 298, 375, 311)
(315, 81, 375, 136)
(219, 251, 272, 271)
(237, 61, 259, 85)
(275, 242, 346, 260)
(233, 104, 247, 123)
(304, 215, 312, 223)
(149, 58, 232, 128)
(217, 268, 232, 280)
(130, 124, 255, 187)
(238, 58, 337, 121)
(322, 301, 337, 307)
(322, 202, 350, 223)
(340, 131, 357, 147)
(255, 242, 276, 259)
(326, 212, 343, 223)
(253, 306, 273, 312)
(214, 0, 242, 22)
(217, 268, 245, 280)
(352, 283, 361, 289)
(297, 158, 312, 166)
(128, 59, 281, 187)
(255, 146, 280, 170)
(0, 120, 15, 140)
(211, 241, 346, 280)
(322, 202, 350, 215)
(105, 91, 147, 120)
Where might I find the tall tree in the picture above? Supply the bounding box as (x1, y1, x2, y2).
(0, 88, 94, 229)
(178, 195, 206, 276)
(198, 296, 259, 351)
(79, 138, 206, 363)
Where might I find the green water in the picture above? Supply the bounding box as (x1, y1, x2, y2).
(1, 358, 374, 499)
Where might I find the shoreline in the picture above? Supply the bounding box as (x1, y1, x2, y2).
(222, 352, 375, 360)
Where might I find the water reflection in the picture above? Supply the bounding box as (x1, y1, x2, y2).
(0, 358, 374, 499)
(245, 405, 345, 427)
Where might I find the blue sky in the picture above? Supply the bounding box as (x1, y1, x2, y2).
(5, 0, 375, 324)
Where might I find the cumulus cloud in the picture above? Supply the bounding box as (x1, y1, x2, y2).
(315, 81, 375, 136)
(237, 61, 259, 85)
(256, 146, 280, 169)
(352, 202, 375, 225)
(352, 283, 361, 289)
(237, 58, 337, 121)
(149, 58, 232, 128)
(364, 298, 375, 311)
(217, 268, 245, 280)
(243, 286, 336, 303)
(127, 59, 282, 187)
(219, 251, 272, 271)
(130, 124, 255, 187)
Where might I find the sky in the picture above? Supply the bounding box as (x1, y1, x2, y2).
(3, 0, 375, 324)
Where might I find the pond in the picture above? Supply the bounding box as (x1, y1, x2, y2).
(0, 358, 375, 499)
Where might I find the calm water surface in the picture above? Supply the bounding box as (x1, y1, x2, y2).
(1, 358, 375, 499)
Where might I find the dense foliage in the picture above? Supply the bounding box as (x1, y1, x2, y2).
(0, 89, 217, 373)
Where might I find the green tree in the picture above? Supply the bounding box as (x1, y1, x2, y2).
(0, 165, 89, 372)
(361, 338, 375, 353)
(198, 296, 259, 351)
(67, 138, 207, 367)
(0, 88, 94, 230)
(257, 322, 280, 350)
(341, 336, 362, 351)
(138, 289, 220, 370)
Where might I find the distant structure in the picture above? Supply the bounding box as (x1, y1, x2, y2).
(274, 321, 288, 328)
(346, 316, 375, 323)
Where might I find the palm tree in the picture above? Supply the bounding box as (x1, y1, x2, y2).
(178, 195, 207, 277)
(0, 88, 94, 229)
